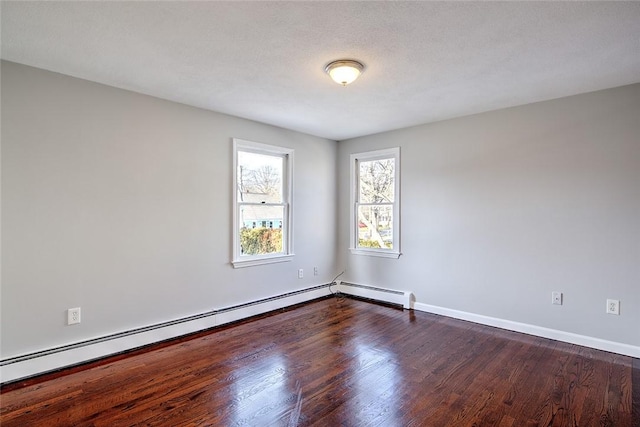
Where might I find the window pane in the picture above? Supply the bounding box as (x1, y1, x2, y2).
(357, 204, 393, 249)
(239, 205, 284, 256)
(238, 151, 283, 203)
(359, 158, 395, 203)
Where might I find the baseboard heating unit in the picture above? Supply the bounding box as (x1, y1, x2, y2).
(0, 284, 332, 384)
(337, 281, 413, 309)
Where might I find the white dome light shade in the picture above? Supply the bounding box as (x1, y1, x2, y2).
(325, 60, 365, 86)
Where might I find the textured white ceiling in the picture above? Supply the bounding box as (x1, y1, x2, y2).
(2, 1, 640, 141)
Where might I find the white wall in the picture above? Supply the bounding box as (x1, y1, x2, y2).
(2, 59, 638, 373)
(338, 84, 640, 349)
(1, 61, 339, 359)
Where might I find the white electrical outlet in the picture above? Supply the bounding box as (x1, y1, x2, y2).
(298, 269, 304, 279)
(314, 267, 318, 276)
(67, 307, 81, 325)
(606, 299, 620, 315)
(552, 291, 562, 305)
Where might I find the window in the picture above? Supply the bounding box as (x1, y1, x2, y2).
(232, 139, 294, 268)
(350, 147, 400, 258)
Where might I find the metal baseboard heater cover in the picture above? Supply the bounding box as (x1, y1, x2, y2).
(0, 283, 333, 384)
(1, 282, 415, 384)
(337, 281, 413, 309)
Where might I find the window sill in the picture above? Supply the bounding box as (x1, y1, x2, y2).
(232, 254, 294, 269)
(349, 248, 401, 259)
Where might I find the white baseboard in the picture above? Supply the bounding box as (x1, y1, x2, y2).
(414, 302, 640, 358)
(337, 281, 413, 309)
(0, 285, 332, 384)
(4, 287, 635, 385)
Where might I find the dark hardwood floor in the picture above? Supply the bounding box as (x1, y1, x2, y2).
(1, 296, 637, 426)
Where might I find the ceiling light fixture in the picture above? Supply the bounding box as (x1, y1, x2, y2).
(324, 59, 365, 86)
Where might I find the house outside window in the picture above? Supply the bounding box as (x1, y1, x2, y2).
(350, 147, 400, 258)
(232, 138, 294, 268)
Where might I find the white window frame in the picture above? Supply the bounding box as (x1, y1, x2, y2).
(232, 138, 294, 268)
(349, 147, 401, 259)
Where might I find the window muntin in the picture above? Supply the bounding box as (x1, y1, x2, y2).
(350, 148, 400, 258)
(233, 139, 293, 268)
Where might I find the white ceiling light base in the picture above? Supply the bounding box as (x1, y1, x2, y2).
(325, 60, 365, 86)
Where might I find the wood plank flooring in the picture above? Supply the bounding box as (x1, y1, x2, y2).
(1, 296, 638, 426)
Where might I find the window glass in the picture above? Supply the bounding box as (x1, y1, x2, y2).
(357, 204, 394, 249)
(237, 151, 283, 202)
(239, 205, 285, 255)
(358, 158, 395, 204)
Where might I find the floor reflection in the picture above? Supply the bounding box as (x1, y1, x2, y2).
(343, 338, 402, 424)
(227, 352, 295, 426)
